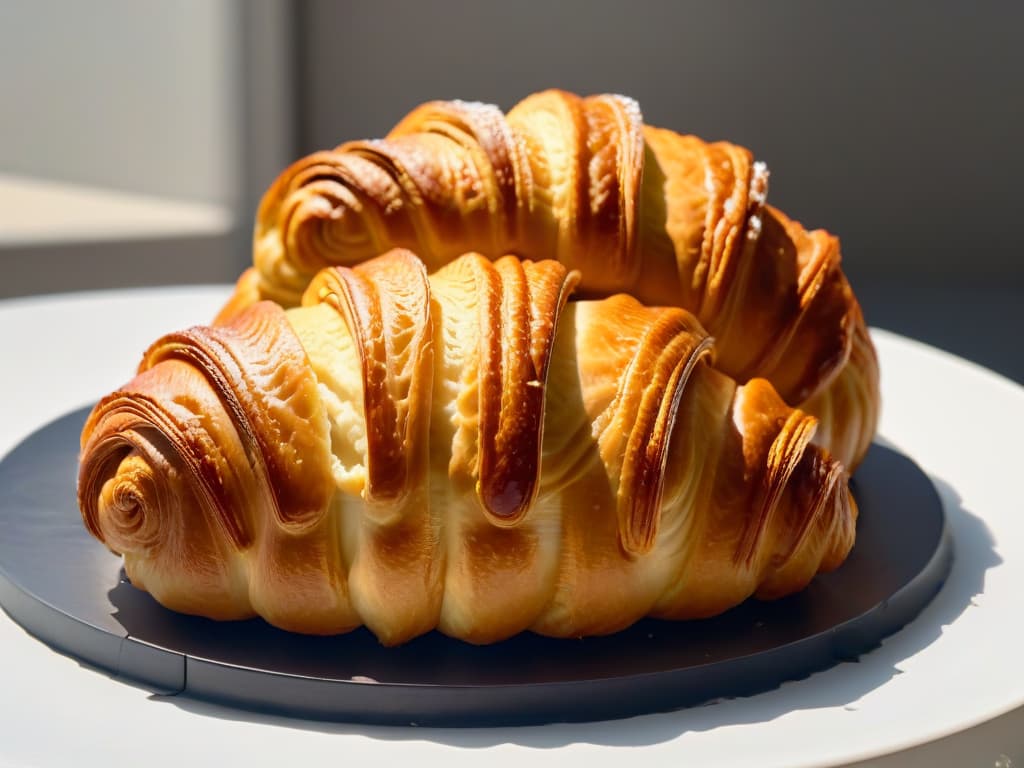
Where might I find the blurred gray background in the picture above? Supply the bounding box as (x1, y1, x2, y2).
(2, 0, 1021, 381)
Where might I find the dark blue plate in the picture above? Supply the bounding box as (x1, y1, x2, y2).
(0, 407, 951, 726)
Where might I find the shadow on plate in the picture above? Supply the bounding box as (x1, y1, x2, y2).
(136, 472, 995, 748)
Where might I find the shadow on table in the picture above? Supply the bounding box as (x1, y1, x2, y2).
(145, 472, 998, 749)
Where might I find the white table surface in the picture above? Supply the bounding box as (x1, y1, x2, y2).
(0, 287, 1021, 768)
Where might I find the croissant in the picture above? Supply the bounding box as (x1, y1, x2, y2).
(231, 89, 879, 469)
(80, 250, 855, 646)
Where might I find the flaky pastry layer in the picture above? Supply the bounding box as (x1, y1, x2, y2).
(80, 251, 856, 645)
(232, 89, 879, 468)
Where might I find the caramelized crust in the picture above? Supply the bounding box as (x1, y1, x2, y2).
(302, 250, 433, 507)
(80, 251, 856, 645)
(239, 89, 879, 468)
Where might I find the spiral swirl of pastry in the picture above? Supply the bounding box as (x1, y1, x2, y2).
(80, 250, 855, 645)
(236, 89, 879, 468)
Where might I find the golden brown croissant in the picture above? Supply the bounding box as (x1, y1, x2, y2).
(233, 89, 879, 469)
(80, 250, 855, 646)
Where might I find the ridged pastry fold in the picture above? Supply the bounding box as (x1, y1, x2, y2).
(81, 250, 856, 645)
(234, 89, 879, 469)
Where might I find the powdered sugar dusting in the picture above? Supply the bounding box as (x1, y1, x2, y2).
(750, 161, 770, 206)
